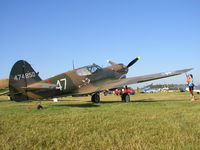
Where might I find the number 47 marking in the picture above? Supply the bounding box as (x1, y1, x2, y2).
(56, 78, 67, 90)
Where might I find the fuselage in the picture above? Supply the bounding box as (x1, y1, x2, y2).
(27, 63, 127, 99)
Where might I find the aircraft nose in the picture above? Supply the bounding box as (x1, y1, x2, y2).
(119, 66, 128, 74)
(124, 68, 128, 74)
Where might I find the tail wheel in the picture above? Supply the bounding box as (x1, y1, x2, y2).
(121, 93, 130, 102)
(91, 93, 100, 103)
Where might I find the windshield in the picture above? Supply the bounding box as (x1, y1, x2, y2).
(76, 64, 102, 76)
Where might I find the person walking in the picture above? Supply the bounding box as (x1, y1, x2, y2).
(186, 74, 195, 101)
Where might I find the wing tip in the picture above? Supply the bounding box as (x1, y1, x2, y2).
(185, 68, 193, 72)
(176, 68, 193, 74)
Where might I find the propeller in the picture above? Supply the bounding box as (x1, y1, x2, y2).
(107, 56, 140, 69)
(127, 56, 140, 68)
(107, 60, 116, 65)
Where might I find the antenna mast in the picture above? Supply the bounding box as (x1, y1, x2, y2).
(72, 60, 75, 70)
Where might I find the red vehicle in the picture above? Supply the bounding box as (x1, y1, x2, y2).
(114, 86, 135, 95)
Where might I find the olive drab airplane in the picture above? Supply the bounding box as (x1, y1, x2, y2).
(5, 57, 192, 103)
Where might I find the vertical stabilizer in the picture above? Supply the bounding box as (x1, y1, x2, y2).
(9, 60, 41, 101)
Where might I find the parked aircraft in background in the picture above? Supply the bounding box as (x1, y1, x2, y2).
(145, 88, 161, 93)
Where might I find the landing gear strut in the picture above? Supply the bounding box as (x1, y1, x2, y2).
(121, 93, 130, 102)
(91, 93, 100, 103)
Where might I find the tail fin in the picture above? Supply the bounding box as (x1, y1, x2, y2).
(9, 60, 42, 101)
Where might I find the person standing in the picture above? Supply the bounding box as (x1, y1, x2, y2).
(187, 74, 195, 101)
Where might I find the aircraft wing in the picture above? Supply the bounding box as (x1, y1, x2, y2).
(77, 68, 192, 94)
(0, 91, 9, 96)
(0, 90, 9, 96)
(100, 68, 192, 90)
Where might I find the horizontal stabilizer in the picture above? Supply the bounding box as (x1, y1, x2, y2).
(24, 83, 57, 91)
(0, 90, 9, 96)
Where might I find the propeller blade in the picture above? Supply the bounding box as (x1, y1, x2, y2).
(127, 57, 140, 68)
(107, 60, 116, 65)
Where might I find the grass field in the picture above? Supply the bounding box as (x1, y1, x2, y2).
(0, 92, 200, 150)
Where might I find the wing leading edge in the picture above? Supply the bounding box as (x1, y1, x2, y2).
(102, 68, 192, 90)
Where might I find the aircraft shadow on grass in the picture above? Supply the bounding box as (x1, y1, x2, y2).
(96, 99, 157, 103)
(51, 103, 100, 108)
(132, 99, 186, 103)
(51, 98, 187, 107)
(92, 99, 186, 103)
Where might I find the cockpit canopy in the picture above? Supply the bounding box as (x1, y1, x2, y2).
(76, 64, 102, 76)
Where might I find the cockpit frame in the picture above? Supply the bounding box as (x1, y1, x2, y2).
(76, 64, 102, 76)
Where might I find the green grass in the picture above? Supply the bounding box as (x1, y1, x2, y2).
(0, 92, 200, 150)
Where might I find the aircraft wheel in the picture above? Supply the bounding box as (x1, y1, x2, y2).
(121, 93, 130, 102)
(37, 104, 43, 110)
(91, 93, 100, 103)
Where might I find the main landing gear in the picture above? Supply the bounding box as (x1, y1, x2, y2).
(121, 93, 130, 102)
(91, 93, 100, 103)
(91, 93, 131, 103)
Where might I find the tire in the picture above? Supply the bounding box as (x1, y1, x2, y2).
(121, 95, 124, 102)
(91, 93, 100, 103)
(37, 104, 43, 110)
(104, 92, 108, 96)
(121, 93, 130, 102)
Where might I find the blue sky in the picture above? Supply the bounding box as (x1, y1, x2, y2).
(0, 0, 200, 86)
